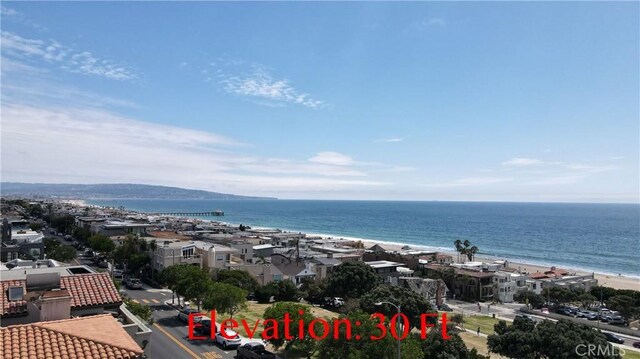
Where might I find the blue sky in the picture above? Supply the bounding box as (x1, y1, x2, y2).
(1, 2, 638, 202)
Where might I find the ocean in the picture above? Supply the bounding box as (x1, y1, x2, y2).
(86, 199, 640, 278)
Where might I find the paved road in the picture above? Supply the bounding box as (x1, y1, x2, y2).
(122, 286, 236, 359)
(447, 300, 640, 354)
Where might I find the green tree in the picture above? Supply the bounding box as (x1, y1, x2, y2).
(419, 327, 489, 359)
(89, 234, 116, 255)
(48, 245, 77, 262)
(300, 278, 328, 304)
(274, 279, 300, 302)
(608, 295, 636, 322)
(72, 227, 91, 244)
(360, 284, 436, 330)
(578, 292, 597, 309)
(28, 222, 43, 232)
(125, 299, 153, 324)
(454, 240, 479, 262)
(160, 265, 186, 305)
(255, 283, 277, 304)
(542, 286, 577, 305)
(327, 261, 380, 299)
(177, 266, 213, 311)
(263, 302, 317, 358)
(317, 310, 397, 359)
(215, 269, 259, 294)
(44, 238, 60, 253)
(488, 318, 620, 359)
(514, 291, 546, 309)
(203, 282, 247, 319)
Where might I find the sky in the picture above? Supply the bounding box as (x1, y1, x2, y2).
(1, 2, 638, 202)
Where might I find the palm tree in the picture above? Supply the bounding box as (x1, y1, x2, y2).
(454, 240, 464, 262)
(466, 245, 479, 262)
(453, 240, 480, 262)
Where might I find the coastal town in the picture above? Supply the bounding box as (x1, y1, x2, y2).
(1, 198, 639, 359)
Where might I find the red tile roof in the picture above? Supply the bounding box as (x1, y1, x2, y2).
(1, 273, 121, 316)
(60, 273, 121, 309)
(1, 314, 144, 359)
(0, 280, 27, 316)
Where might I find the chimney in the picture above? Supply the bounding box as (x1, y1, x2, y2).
(39, 289, 72, 321)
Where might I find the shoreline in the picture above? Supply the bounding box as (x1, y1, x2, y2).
(84, 200, 640, 290)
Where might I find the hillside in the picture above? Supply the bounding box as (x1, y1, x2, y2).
(0, 183, 276, 200)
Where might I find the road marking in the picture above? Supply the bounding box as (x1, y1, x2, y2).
(154, 323, 201, 359)
(131, 299, 140, 304)
(142, 299, 150, 303)
(160, 293, 167, 296)
(201, 352, 222, 359)
(151, 299, 160, 304)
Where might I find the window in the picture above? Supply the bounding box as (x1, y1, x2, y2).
(8, 286, 23, 301)
(182, 247, 194, 258)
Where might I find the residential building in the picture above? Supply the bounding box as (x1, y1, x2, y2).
(423, 264, 495, 302)
(493, 271, 527, 303)
(1, 314, 145, 359)
(149, 239, 202, 271)
(365, 260, 414, 282)
(1, 218, 44, 259)
(271, 254, 316, 284)
(0, 264, 151, 353)
(194, 241, 238, 271)
(92, 220, 154, 236)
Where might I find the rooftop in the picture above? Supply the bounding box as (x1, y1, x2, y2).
(365, 260, 405, 269)
(1, 272, 121, 316)
(1, 314, 144, 359)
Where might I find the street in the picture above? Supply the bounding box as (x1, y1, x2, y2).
(122, 286, 235, 359)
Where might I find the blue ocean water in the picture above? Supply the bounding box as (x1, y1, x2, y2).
(87, 199, 640, 277)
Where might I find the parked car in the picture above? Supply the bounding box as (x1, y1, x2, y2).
(84, 249, 95, 258)
(438, 304, 453, 312)
(556, 308, 573, 316)
(194, 317, 215, 336)
(112, 268, 124, 279)
(215, 328, 242, 349)
(576, 310, 598, 320)
(606, 315, 625, 325)
(633, 341, 640, 349)
(124, 277, 143, 289)
(515, 314, 534, 322)
(236, 342, 276, 359)
(177, 308, 201, 322)
(602, 332, 624, 344)
(64, 235, 73, 241)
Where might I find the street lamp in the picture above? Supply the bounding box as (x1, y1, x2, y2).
(375, 301, 401, 359)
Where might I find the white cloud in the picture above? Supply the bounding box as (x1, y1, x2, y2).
(375, 137, 404, 143)
(1, 104, 389, 196)
(212, 62, 325, 109)
(502, 158, 544, 166)
(1, 31, 136, 81)
(423, 177, 513, 188)
(1, 6, 47, 31)
(308, 152, 354, 166)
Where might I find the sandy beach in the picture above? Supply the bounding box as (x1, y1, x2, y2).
(352, 238, 639, 291)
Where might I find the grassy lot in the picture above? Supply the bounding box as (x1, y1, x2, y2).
(459, 332, 510, 358)
(624, 350, 640, 359)
(462, 314, 503, 335)
(218, 302, 338, 338)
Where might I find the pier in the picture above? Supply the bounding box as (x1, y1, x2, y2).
(150, 210, 224, 217)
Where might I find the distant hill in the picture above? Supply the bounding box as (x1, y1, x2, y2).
(0, 183, 276, 200)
